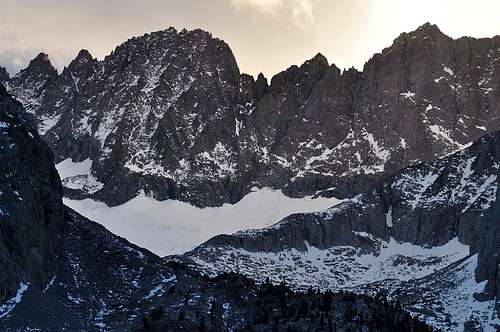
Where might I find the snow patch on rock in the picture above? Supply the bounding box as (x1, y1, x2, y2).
(56, 158, 104, 194)
(0, 283, 28, 319)
(64, 189, 342, 256)
(189, 237, 469, 291)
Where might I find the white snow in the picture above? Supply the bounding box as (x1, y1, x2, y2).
(462, 174, 498, 213)
(42, 277, 56, 293)
(56, 158, 93, 179)
(355, 237, 468, 283)
(0, 282, 28, 319)
(94, 300, 110, 329)
(428, 124, 469, 152)
(412, 255, 500, 332)
(196, 142, 237, 177)
(400, 91, 416, 102)
(0, 121, 9, 129)
(144, 275, 176, 299)
(56, 158, 103, 194)
(64, 189, 342, 256)
(362, 129, 390, 172)
(192, 237, 470, 291)
(394, 170, 440, 209)
(38, 114, 62, 136)
(385, 206, 393, 227)
(443, 66, 454, 76)
(399, 137, 407, 149)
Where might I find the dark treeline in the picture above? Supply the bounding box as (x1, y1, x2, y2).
(140, 273, 434, 332)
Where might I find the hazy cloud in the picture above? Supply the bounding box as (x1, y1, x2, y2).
(231, 0, 316, 28)
(0, 25, 34, 75)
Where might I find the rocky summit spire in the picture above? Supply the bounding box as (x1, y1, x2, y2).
(64, 49, 97, 76)
(6, 53, 57, 114)
(72, 49, 94, 65)
(416, 22, 444, 35)
(16, 52, 57, 81)
(0, 66, 9, 84)
(255, 73, 269, 100)
(27, 53, 56, 71)
(300, 52, 329, 76)
(307, 52, 329, 66)
(400, 22, 447, 41)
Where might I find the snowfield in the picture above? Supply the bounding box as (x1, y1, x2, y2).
(56, 158, 103, 194)
(63, 190, 342, 256)
(187, 236, 470, 290)
(57, 158, 343, 256)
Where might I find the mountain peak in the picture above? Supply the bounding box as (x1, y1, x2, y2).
(32, 52, 52, 65)
(148, 26, 178, 38)
(417, 22, 442, 33)
(67, 49, 95, 70)
(24, 52, 57, 76)
(0, 66, 9, 83)
(75, 49, 93, 62)
(307, 52, 329, 67)
(405, 22, 446, 40)
(63, 49, 97, 78)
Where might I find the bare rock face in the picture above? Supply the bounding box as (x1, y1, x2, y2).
(0, 85, 64, 304)
(183, 128, 500, 330)
(5, 23, 500, 208)
(0, 85, 432, 331)
(0, 67, 8, 84)
(2, 23, 499, 330)
(0, 211, 431, 331)
(7, 28, 257, 206)
(5, 53, 57, 117)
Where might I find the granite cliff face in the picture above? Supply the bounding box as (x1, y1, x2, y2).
(0, 67, 8, 84)
(2, 212, 432, 331)
(5, 23, 500, 207)
(3, 22, 500, 330)
(0, 88, 431, 331)
(182, 128, 500, 330)
(0, 84, 64, 306)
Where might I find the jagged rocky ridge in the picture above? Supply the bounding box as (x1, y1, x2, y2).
(0, 84, 63, 306)
(181, 128, 500, 331)
(0, 87, 433, 331)
(5, 23, 500, 207)
(0, 67, 8, 84)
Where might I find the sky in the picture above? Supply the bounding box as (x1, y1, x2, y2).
(1, 0, 500, 78)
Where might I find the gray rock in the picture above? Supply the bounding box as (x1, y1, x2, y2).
(0, 67, 8, 84)
(183, 128, 500, 330)
(6, 23, 500, 208)
(0, 85, 64, 305)
(6, 53, 57, 116)
(0, 99, 430, 329)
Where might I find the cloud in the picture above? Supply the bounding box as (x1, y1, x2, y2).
(0, 26, 30, 75)
(231, 0, 316, 28)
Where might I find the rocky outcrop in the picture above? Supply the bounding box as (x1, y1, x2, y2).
(6, 23, 500, 207)
(5, 53, 57, 117)
(0, 84, 64, 305)
(191, 128, 500, 259)
(0, 67, 8, 84)
(0, 86, 432, 330)
(182, 128, 500, 330)
(0, 224, 435, 331)
(0, 209, 432, 331)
